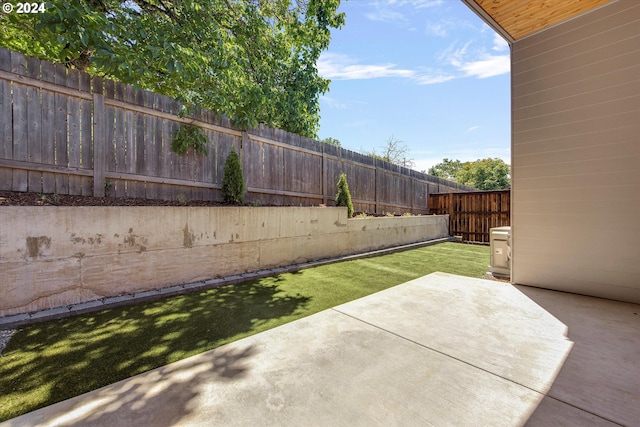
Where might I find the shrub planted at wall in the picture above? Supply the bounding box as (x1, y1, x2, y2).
(222, 148, 245, 204)
(336, 173, 354, 217)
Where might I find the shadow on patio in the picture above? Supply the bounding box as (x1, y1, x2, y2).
(516, 285, 640, 426)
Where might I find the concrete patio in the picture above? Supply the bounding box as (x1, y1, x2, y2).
(2, 272, 638, 426)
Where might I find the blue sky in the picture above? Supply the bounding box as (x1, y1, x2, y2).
(317, 0, 511, 172)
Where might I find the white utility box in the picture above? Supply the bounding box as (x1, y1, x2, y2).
(489, 226, 511, 277)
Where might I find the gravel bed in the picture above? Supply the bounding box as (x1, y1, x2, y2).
(0, 329, 16, 356)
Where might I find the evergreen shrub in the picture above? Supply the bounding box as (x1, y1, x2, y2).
(222, 148, 245, 204)
(335, 173, 354, 217)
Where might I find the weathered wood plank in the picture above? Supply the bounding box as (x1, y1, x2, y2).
(0, 49, 13, 189)
(124, 85, 136, 198)
(67, 69, 82, 195)
(92, 90, 106, 197)
(39, 60, 56, 193)
(79, 72, 92, 195)
(160, 96, 174, 200)
(0, 158, 93, 176)
(113, 82, 126, 197)
(53, 64, 68, 194)
(134, 90, 146, 198)
(144, 91, 159, 199)
(25, 56, 43, 193)
(11, 51, 28, 191)
(102, 80, 117, 196)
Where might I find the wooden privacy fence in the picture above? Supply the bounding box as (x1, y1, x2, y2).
(429, 190, 510, 243)
(0, 48, 473, 213)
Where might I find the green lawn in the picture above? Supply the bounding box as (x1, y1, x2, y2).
(0, 242, 489, 421)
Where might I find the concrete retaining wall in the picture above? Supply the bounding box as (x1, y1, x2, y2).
(0, 207, 448, 317)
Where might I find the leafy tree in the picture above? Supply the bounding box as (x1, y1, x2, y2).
(427, 158, 463, 180)
(456, 158, 510, 190)
(367, 135, 414, 168)
(222, 148, 245, 204)
(321, 137, 342, 147)
(0, 0, 345, 138)
(335, 173, 354, 217)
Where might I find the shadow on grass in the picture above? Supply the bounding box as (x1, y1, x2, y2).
(0, 279, 310, 422)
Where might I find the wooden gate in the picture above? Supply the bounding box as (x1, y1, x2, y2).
(429, 190, 510, 243)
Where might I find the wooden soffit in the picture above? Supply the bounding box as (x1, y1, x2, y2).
(463, 0, 615, 42)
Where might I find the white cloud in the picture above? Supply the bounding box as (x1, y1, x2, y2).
(458, 54, 510, 78)
(426, 22, 448, 37)
(415, 73, 455, 85)
(467, 126, 480, 132)
(443, 41, 510, 79)
(320, 95, 347, 110)
(318, 53, 454, 85)
(366, 0, 444, 24)
(425, 17, 471, 38)
(492, 33, 509, 52)
(365, 8, 406, 23)
(387, 0, 444, 8)
(318, 53, 414, 79)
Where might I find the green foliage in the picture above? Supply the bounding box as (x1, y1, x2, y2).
(335, 173, 354, 217)
(456, 158, 510, 190)
(428, 158, 510, 190)
(321, 137, 342, 147)
(0, 0, 345, 139)
(222, 148, 245, 204)
(171, 124, 208, 156)
(427, 158, 463, 180)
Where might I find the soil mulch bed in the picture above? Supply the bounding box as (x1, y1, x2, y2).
(0, 190, 227, 207)
(0, 191, 406, 217)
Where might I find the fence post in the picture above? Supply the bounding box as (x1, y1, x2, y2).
(322, 145, 327, 205)
(374, 162, 380, 214)
(410, 177, 414, 212)
(448, 192, 454, 237)
(92, 86, 106, 197)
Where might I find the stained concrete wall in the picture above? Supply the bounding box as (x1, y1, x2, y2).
(511, 1, 640, 303)
(0, 207, 448, 316)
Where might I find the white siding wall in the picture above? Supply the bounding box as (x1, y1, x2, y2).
(511, 0, 640, 303)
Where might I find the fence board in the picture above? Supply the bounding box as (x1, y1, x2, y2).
(67, 69, 82, 195)
(92, 82, 106, 197)
(0, 49, 475, 211)
(0, 88, 10, 187)
(123, 85, 136, 198)
(53, 64, 69, 193)
(429, 190, 510, 243)
(79, 72, 92, 195)
(0, 49, 12, 190)
(10, 52, 28, 191)
(25, 56, 42, 193)
(113, 82, 126, 197)
(38, 61, 56, 193)
(144, 91, 160, 200)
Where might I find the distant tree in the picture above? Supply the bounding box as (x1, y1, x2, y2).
(368, 135, 414, 168)
(335, 173, 354, 217)
(456, 158, 510, 190)
(427, 158, 463, 180)
(222, 149, 245, 204)
(321, 137, 342, 147)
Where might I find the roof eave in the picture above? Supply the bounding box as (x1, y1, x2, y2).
(461, 0, 515, 45)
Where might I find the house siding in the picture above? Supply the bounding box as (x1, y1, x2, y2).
(511, 0, 640, 303)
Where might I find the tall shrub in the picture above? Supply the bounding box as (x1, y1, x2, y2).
(222, 148, 245, 204)
(335, 173, 354, 218)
